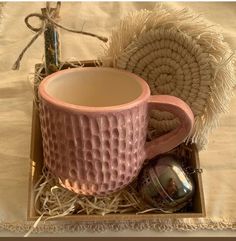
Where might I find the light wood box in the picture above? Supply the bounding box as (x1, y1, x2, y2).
(28, 61, 206, 221)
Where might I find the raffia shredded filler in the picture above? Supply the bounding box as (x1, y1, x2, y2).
(32, 146, 190, 218)
(25, 143, 192, 237)
(34, 166, 150, 217)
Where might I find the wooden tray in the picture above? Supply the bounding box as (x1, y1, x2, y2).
(27, 61, 206, 221)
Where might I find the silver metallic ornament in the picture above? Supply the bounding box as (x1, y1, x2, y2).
(138, 155, 195, 213)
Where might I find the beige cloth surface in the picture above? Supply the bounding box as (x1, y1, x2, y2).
(0, 2, 236, 236)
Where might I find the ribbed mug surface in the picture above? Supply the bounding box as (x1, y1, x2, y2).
(39, 99, 148, 195)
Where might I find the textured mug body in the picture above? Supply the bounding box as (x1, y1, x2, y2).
(39, 96, 148, 195)
(39, 68, 194, 195)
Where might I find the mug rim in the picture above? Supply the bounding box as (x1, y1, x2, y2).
(38, 67, 150, 113)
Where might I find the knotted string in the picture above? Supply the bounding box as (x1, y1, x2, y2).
(12, 5, 108, 70)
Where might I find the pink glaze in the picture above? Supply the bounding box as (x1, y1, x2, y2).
(38, 67, 194, 196)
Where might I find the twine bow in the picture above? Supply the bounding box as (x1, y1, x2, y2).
(12, 2, 108, 70)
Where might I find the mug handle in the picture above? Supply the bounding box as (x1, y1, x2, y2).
(145, 95, 194, 160)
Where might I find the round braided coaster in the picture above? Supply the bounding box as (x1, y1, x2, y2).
(102, 6, 236, 149)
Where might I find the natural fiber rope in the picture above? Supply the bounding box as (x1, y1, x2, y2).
(102, 5, 236, 149)
(12, 3, 108, 70)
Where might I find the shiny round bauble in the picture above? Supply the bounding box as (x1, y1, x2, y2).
(138, 155, 195, 212)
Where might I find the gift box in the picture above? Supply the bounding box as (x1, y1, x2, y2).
(22, 3, 209, 222)
(27, 61, 205, 221)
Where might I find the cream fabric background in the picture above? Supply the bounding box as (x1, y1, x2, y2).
(0, 1, 235, 236)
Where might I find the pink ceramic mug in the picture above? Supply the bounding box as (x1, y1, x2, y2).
(38, 67, 194, 196)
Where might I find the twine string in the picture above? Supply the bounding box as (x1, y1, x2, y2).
(12, 17, 45, 70)
(12, 4, 108, 70)
(45, 10, 108, 42)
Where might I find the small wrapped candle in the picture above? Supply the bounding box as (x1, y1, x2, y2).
(41, 3, 61, 75)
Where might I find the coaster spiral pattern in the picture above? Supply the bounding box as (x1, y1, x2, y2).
(103, 7, 236, 149)
(116, 27, 211, 137)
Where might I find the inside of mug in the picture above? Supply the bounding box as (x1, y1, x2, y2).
(45, 68, 143, 107)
